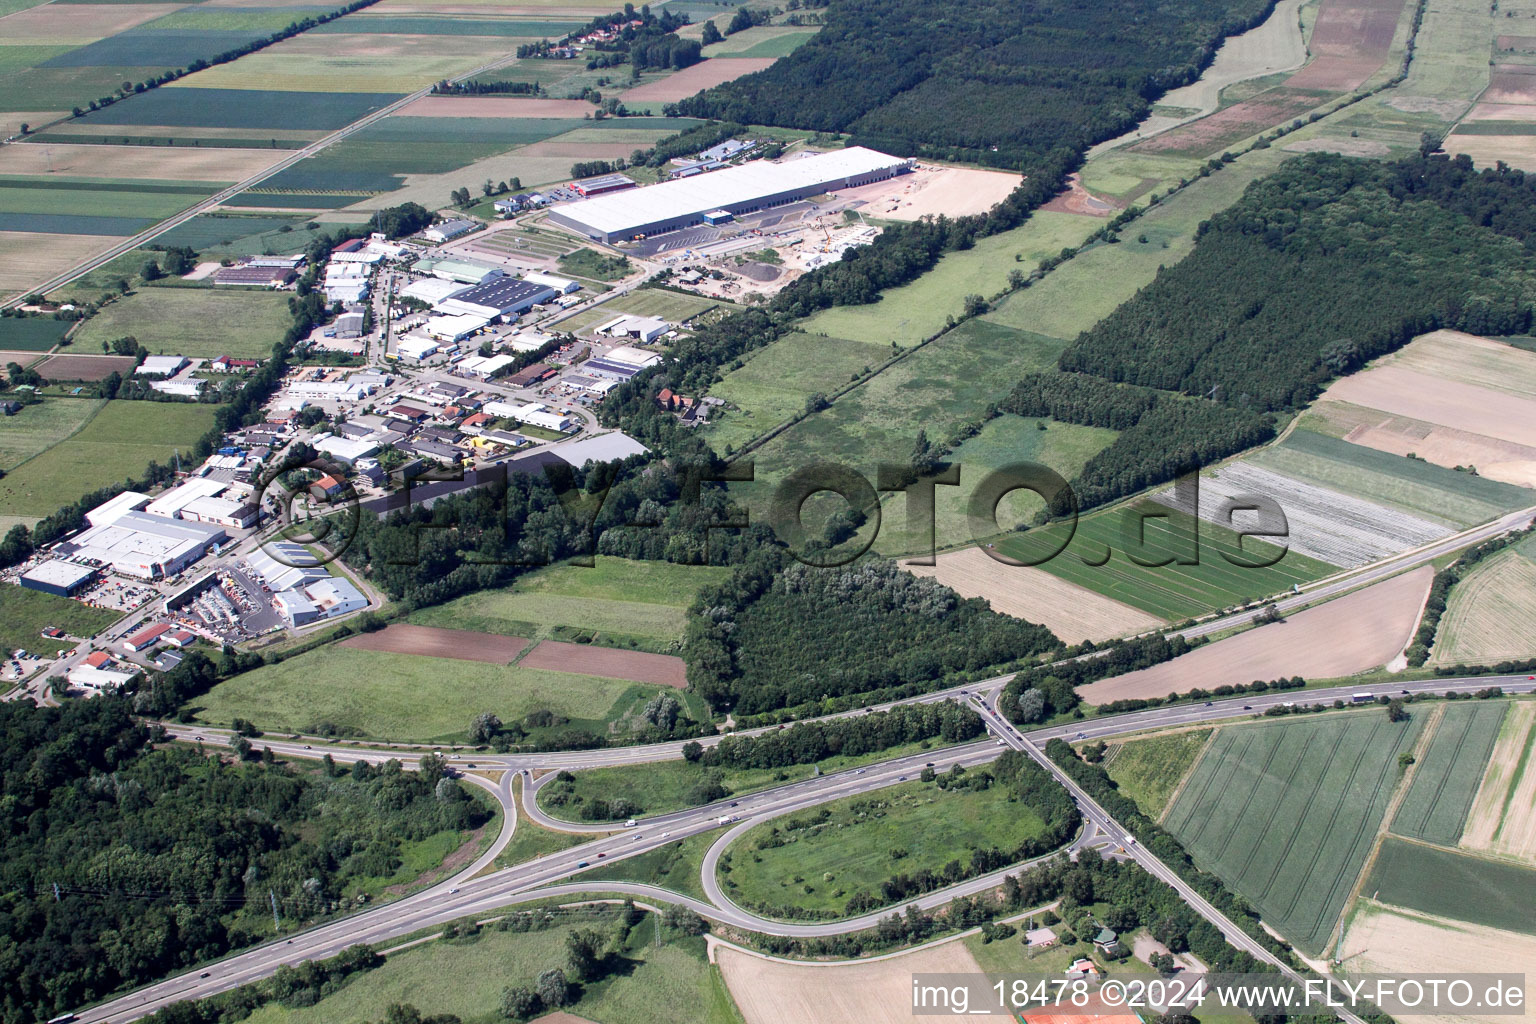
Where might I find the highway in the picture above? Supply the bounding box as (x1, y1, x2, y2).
(76, 672, 1536, 1023)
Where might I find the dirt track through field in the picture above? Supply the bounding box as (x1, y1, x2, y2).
(717, 939, 1016, 1024)
(904, 547, 1163, 644)
(340, 623, 529, 663)
(1077, 567, 1432, 703)
(517, 639, 686, 686)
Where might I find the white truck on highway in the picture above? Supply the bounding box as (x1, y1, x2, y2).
(717, 815, 737, 825)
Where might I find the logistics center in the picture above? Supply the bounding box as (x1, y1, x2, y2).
(545, 147, 915, 243)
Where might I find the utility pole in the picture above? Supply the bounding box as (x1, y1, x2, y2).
(269, 890, 280, 931)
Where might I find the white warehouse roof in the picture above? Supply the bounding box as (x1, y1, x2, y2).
(552, 147, 912, 237)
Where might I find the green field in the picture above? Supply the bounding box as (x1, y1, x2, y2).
(1164, 712, 1424, 954)
(153, 213, 333, 254)
(72, 288, 290, 359)
(1390, 703, 1509, 846)
(538, 736, 953, 822)
(237, 911, 743, 1024)
(718, 776, 1052, 918)
(0, 181, 212, 223)
(703, 27, 820, 57)
(0, 316, 71, 351)
(704, 331, 893, 451)
(800, 217, 1087, 346)
(1102, 728, 1212, 820)
(194, 645, 664, 743)
(313, 14, 586, 35)
(0, 583, 118, 660)
(1252, 429, 1532, 529)
(579, 831, 716, 903)
(992, 501, 1336, 620)
(407, 556, 729, 650)
(0, 397, 102, 471)
(0, 399, 216, 519)
(1363, 837, 1536, 936)
(75, 87, 403, 130)
(558, 247, 633, 281)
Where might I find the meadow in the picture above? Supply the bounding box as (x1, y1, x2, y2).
(0, 396, 103, 471)
(1389, 702, 1508, 846)
(1102, 728, 1212, 819)
(718, 776, 1051, 918)
(704, 27, 820, 58)
(71, 288, 291, 359)
(236, 911, 741, 1024)
(1364, 837, 1536, 936)
(1164, 712, 1424, 954)
(153, 213, 333, 254)
(0, 399, 215, 519)
(193, 644, 661, 743)
(406, 556, 728, 649)
(580, 831, 716, 904)
(560, 288, 729, 333)
(537, 737, 952, 822)
(0, 582, 119, 660)
(312, 15, 586, 36)
(992, 502, 1335, 620)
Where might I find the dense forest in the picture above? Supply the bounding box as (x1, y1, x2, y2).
(0, 696, 487, 1024)
(686, 548, 1061, 714)
(668, 0, 1274, 169)
(694, 699, 984, 770)
(1062, 153, 1536, 411)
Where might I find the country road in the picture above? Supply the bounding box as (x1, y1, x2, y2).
(75, 672, 1536, 1023)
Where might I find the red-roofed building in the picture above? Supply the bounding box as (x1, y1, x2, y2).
(165, 629, 197, 648)
(124, 623, 171, 652)
(84, 651, 112, 668)
(461, 412, 492, 430)
(312, 474, 344, 497)
(388, 404, 430, 422)
(211, 356, 261, 373)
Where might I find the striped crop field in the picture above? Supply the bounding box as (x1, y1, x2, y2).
(1390, 702, 1509, 846)
(1164, 712, 1423, 954)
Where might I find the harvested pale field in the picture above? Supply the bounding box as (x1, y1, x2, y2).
(875, 166, 1023, 221)
(1150, 0, 1307, 116)
(505, 140, 636, 159)
(1078, 567, 1433, 704)
(1150, 461, 1453, 567)
(33, 353, 137, 380)
(1321, 369, 1536, 450)
(0, 143, 282, 181)
(347, 140, 625, 207)
(1387, 331, 1536, 401)
(47, 122, 329, 142)
(276, 31, 511, 59)
(1341, 900, 1536, 1022)
(717, 938, 1016, 1024)
(1282, 136, 1392, 156)
(0, 3, 180, 42)
(0, 112, 64, 141)
(1311, 400, 1536, 489)
(1459, 101, 1536, 120)
(903, 546, 1164, 644)
(0, 231, 123, 294)
(394, 95, 597, 118)
(618, 58, 775, 103)
(517, 639, 686, 687)
(1482, 65, 1536, 104)
(1432, 548, 1536, 666)
(339, 623, 530, 663)
(1461, 702, 1536, 864)
(1439, 132, 1536, 171)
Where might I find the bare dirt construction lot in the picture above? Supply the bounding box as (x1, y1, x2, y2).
(33, 353, 139, 381)
(841, 164, 1023, 221)
(716, 937, 1017, 1024)
(618, 58, 775, 103)
(1460, 701, 1536, 864)
(1077, 567, 1432, 704)
(341, 623, 530, 664)
(394, 96, 598, 118)
(1341, 900, 1536, 1023)
(1040, 173, 1125, 217)
(1318, 331, 1536, 466)
(517, 639, 686, 686)
(0, 144, 284, 182)
(904, 547, 1164, 645)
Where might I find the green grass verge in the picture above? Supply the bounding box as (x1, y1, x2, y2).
(1163, 711, 1424, 955)
(193, 645, 664, 744)
(558, 247, 633, 281)
(1389, 702, 1509, 845)
(0, 399, 216, 519)
(1363, 837, 1536, 936)
(0, 583, 118, 659)
(578, 831, 715, 904)
(718, 776, 1050, 918)
(538, 736, 957, 822)
(1102, 728, 1212, 820)
(71, 288, 291, 359)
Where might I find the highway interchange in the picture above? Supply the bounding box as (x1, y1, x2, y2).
(78, 669, 1536, 1023)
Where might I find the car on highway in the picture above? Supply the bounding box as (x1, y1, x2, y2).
(597, 852, 606, 858)
(1243, 705, 1252, 710)
(925, 762, 935, 767)
(897, 775, 907, 781)
(449, 888, 459, 894)
(633, 834, 644, 841)
(576, 861, 589, 868)
(855, 768, 866, 774)
(660, 832, 671, 838)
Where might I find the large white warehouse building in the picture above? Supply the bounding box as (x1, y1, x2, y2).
(547, 147, 914, 243)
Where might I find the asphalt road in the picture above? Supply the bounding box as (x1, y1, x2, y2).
(77, 673, 1536, 1023)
